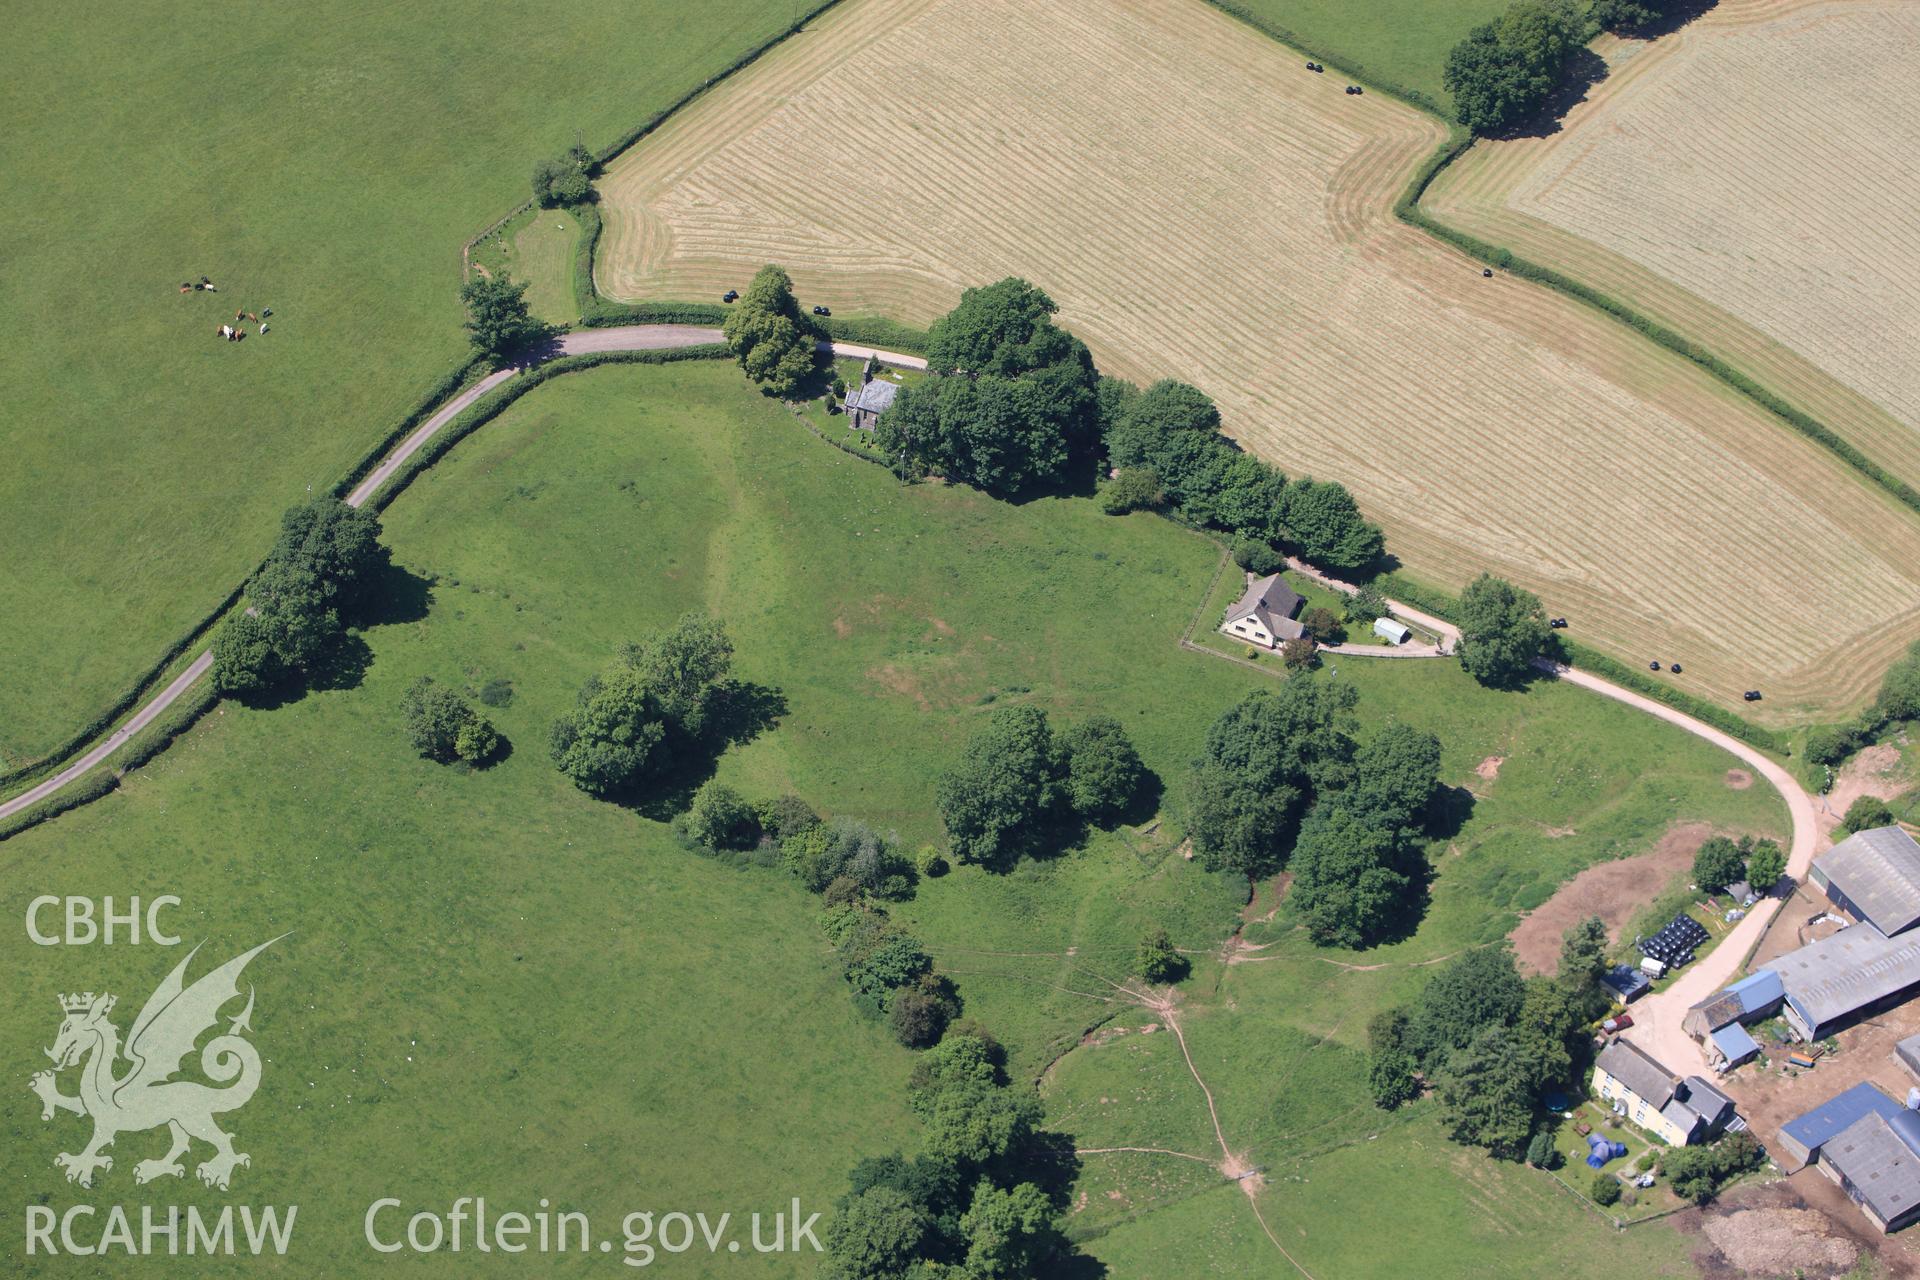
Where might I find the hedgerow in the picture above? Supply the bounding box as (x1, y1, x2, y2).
(1395, 136, 1920, 520)
(1197, 0, 1448, 117)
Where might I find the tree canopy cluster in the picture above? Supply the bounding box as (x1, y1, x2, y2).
(211, 499, 390, 697)
(1368, 927, 1616, 1161)
(1104, 378, 1382, 573)
(877, 279, 1098, 495)
(1443, 0, 1589, 136)
(401, 676, 499, 765)
(531, 143, 593, 207)
(548, 613, 737, 796)
(936, 706, 1145, 869)
(1455, 573, 1549, 687)
(823, 902, 960, 1049)
(1185, 680, 1444, 947)
(1589, 0, 1681, 35)
(461, 275, 550, 367)
(822, 1032, 1084, 1278)
(1662, 1130, 1763, 1203)
(723, 263, 819, 398)
(1692, 833, 1786, 896)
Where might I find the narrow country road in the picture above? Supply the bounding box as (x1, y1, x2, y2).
(0, 326, 923, 825)
(3, 322, 1817, 1029)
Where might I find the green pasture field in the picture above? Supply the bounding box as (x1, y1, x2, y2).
(470, 207, 583, 328)
(2, 363, 1784, 1273)
(0, 0, 811, 770)
(1214, 0, 1510, 109)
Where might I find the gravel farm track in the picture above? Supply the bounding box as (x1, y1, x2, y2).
(1427, 0, 1920, 496)
(593, 0, 1920, 721)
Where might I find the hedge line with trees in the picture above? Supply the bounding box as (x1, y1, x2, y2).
(1103, 377, 1383, 573)
(821, 1031, 1086, 1277)
(1806, 638, 1920, 775)
(1443, 0, 1589, 136)
(210, 499, 391, 698)
(462, 275, 553, 368)
(531, 143, 594, 208)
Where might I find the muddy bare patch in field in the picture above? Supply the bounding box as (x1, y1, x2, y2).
(1509, 821, 1712, 974)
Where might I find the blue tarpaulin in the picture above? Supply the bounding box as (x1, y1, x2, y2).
(1584, 1136, 1628, 1168)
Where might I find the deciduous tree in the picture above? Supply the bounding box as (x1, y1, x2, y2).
(461, 275, 548, 367)
(1455, 573, 1548, 687)
(722, 264, 817, 397)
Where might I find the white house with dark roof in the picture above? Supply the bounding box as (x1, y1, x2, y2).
(1220, 573, 1305, 648)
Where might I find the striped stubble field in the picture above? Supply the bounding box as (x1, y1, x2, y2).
(596, 0, 1920, 721)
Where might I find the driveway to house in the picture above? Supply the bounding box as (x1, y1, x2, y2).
(0, 325, 922, 824)
(1286, 555, 1819, 1075)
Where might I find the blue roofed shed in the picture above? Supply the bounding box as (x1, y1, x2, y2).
(1709, 1022, 1761, 1068)
(1683, 969, 1787, 1040)
(1779, 1083, 1908, 1172)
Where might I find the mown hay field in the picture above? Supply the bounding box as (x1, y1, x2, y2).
(1427, 0, 1920, 491)
(596, 0, 1920, 722)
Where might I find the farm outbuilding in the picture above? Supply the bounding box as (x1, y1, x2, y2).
(1683, 969, 1786, 1048)
(1372, 617, 1410, 644)
(1821, 1108, 1920, 1233)
(1809, 826, 1920, 937)
(1601, 965, 1651, 1004)
(1763, 923, 1920, 1041)
(1900, 1033, 1920, 1081)
(1709, 1023, 1762, 1069)
(1778, 1082, 1909, 1172)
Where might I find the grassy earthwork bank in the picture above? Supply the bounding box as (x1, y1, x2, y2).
(0, 0, 820, 770)
(3, 363, 1784, 1275)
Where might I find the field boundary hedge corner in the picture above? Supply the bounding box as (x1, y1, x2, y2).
(1197, 0, 1448, 118)
(1395, 134, 1920, 524)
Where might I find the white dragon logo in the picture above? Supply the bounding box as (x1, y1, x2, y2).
(29, 938, 280, 1190)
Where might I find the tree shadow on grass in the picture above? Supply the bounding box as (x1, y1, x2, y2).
(355, 561, 434, 628)
(617, 681, 788, 822)
(1429, 784, 1476, 843)
(1112, 767, 1166, 830)
(1626, 0, 1719, 40)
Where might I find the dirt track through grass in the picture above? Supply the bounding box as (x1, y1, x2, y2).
(1427, 0, 1920, 490)
(596, 0, 1920, 720)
